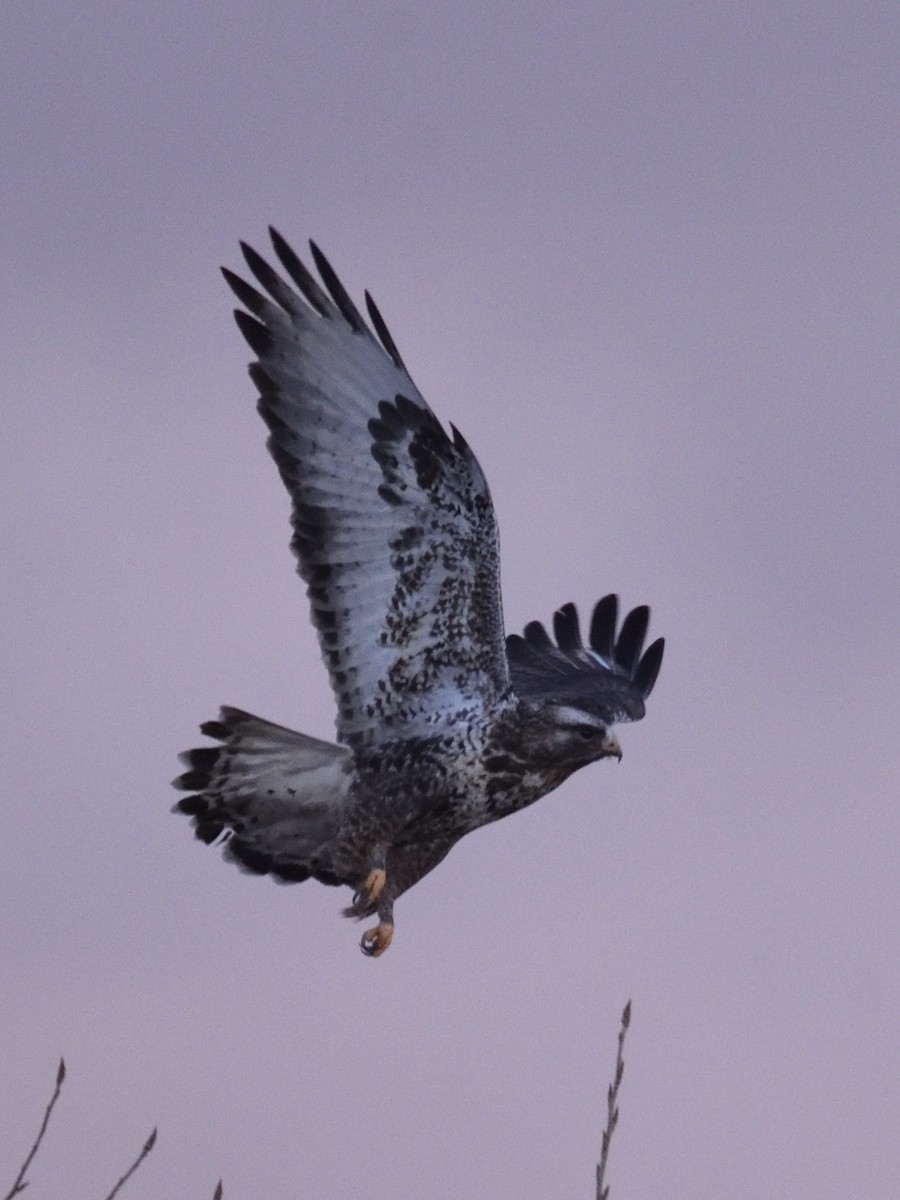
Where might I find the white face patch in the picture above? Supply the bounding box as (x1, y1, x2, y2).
(548, 704, 610, 733)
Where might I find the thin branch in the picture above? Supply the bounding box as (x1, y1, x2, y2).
(213, 1183, 223, 1199)
(101, 1127, 157, 1200)
(2, 1057, 67, 1200)
(595, 1000, 631, 1200)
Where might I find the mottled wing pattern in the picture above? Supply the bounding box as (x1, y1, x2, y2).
(506, 595, 664, 723)
(224, 231, 509, 747)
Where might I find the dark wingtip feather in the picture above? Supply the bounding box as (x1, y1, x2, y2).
(239, 240, 270, 280)
(237, 241, 301, 313)
(309, 241, 368, 333)
(615, 605, 649, 676)
(509, 593, 664, 721)
(249, 362, 276, 396)
(365, 290, 406, 369)
(268, 227, 331, 316)
(233, 309, 274, 357)
(222, 267, 267, 317)
(553, 603, 582, 653)
(240, 241, 278, 289)
(523, 620, 554, 649)
(589, 594, 619, 661)
(634, 637, 665, 698)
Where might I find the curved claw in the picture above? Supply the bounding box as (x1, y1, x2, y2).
(360, 921, 394, 957)
(352, 867, 386, 911)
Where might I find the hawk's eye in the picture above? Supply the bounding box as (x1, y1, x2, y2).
(574, 724, 598, 740)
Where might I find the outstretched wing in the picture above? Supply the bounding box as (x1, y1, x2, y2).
(224, 231, 508, 748)
(506, 596, 664, 723)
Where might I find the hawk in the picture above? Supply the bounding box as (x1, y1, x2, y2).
(174, 231, 664, 956)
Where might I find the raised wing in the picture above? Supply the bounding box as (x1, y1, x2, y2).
(506, 595, 664, 724)
(224, 231, 509, 748)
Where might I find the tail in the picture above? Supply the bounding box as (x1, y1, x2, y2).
(172, 706, 353, 887)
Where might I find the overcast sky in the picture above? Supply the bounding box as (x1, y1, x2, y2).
(1, 3, 898, 1197)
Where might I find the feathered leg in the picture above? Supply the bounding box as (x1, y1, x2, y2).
(345, 839, 454, 956)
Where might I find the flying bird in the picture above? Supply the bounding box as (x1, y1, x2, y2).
(173, 230, 664, 956)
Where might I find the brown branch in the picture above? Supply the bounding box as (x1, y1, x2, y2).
(595, 1000, 631, 1200)
(2, 1057, 67, 1200)
(101, 1127, 157, 1200)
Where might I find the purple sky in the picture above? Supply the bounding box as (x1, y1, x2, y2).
(2, 3, 898, 1196)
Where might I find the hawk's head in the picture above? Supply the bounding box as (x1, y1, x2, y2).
(514, 699, 623, 774)
(505, 595, 664, 774)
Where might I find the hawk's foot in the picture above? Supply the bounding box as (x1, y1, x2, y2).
(360, 920, 394, 958)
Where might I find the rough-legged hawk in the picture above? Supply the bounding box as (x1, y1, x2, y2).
(174, 231, 664, 956)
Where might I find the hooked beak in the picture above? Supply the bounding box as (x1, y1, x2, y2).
(602, 732, 622, 762)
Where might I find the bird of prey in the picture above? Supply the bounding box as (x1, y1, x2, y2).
(173, 230, 664, 957)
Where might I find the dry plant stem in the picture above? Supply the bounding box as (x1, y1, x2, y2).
(102, 1128, 157, 1200)
(5, 1060, 172, 1199)
(595, 1000, 631, 1200)
(2, 1058, 67, 1200)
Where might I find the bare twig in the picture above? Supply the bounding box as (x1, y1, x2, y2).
(595, 1000, 631, 1200)
(213, 1182, 223, 1199)
(102, 1127, 157, 1200)
(2, 1057, 67, 1200)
